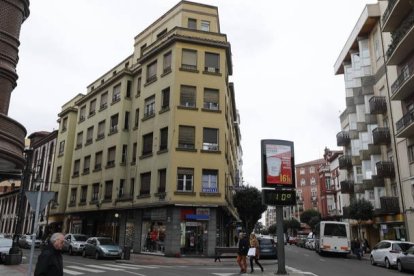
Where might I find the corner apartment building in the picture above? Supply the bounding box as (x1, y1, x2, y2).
(49, 1, 242, 257)
(334, 2, 405, 242)
(382, 0, 414, 240)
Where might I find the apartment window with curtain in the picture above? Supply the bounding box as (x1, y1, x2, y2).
(107, 146, 116, 167)
(146, 61, 157, 83)
(112, 84, 121, 103)
(181, 49, 197, 71)
(158, 169, 166, 193)
(203, 128, 219, 151)
(140, 172, 151, 195)
(109, 114, 119, 134)
(79, 106, 86, 122)
(76, 132, 83, 149)
(177, 168, 193, 192)
(95, 151, 102, 170)
(56, 166, 62, 182)
(201, 20, 210, 31)
(80, 186, 87, 203)
(119, 179, 125, 198)
(161, 87, 170, 110)
(86, 126, 93, 145)
(204, 52, 219, 73)
(89, 99, 96, 116)
(142, 133, 153, 156)
(91, 183, 100, 202)
(58, 140, 65, 155)
(124, 111, 130, 130)
(408, 144, 414, 162)
(126, 81, 131, 98)
(137, 77, 142, 97)
(83, 155, 91, 174)
(203, 88, 219, 110)
(100, 91, 108, 110)
(70, 188, 77, 205)
(202, 169, 218, 193)
(180, 85, 196, 107)
(188, 18, 197, 29)
(163, 51, 172, 74)
(178, 126, 195, 149)
(159, 127, 168, 151)
(73, 159, 80, 177)
(61, 117, 68, 132)
(97, 120, 105, 140)
(132, 143, 137, 163)
(130, 178, 135, 197)
(121, 144, 127, 164)
(134, 108, 139, 128)
(144, 95, 155, 118)
(104, 180, 113, 200)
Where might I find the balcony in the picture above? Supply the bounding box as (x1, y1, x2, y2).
(386, 10, 414, 65)
(354, 184, 364, 194)
(362, 179, 374, 191)
(376, 197, 400, 215)
(372, 175, 385, 188)
(382, 0, 412, 32)
(390, 61, 414, 101)
(396, 109, 414, 137)
(338, 155, 352, 170)
(376, 161, 395, 178)
(340, 180, 354, 194)
(336, 131, 350, 146)
(369, 96, 387, 114)
(372, 127, 391, 145)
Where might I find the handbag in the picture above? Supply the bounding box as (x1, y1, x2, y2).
(247, 247, 256, 257)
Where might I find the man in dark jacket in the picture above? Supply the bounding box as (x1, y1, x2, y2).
(34, 232, 64, 276)
(237, 232, 249, 273)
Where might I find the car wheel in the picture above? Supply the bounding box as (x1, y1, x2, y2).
(82, 250, 86, 258)
(370, 255, 376, 266)
(95, 251, 100, 260)
(385, 258, 391, 269)
(69, 247, 73, 255)
(397, 260, 404, 272)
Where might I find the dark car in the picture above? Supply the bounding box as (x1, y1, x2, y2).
(258, 237, 277, 259)
(397, 245, 414, 272)
(82, 237, 122, 259)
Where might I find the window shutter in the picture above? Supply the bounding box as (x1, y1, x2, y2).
(203, 128, 218, 143)
(179, 126, 195, 145)
(205, 53, 219, 68)
(204, 89, 218, 103)
(182, 50, 197, 66)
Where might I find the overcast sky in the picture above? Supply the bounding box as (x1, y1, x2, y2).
(9, 0, 377, 190)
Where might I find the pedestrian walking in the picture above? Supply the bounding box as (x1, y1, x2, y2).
(237, 232, 249, 274)
(248, 233, 263, 273)
(34, 232, 64, 276)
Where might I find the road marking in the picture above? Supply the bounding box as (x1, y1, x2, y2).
(66, 265, 104, 273)
(286, 265, 318, 276)
(86, 264, 123, 271)
(319, 258, 326, 262)
(304, 253, 310, 256)
(212, 273, 238, 276)
(63, 268, 84, 275)
(118, 264, 158, 269)
(104, 264, 142, 269)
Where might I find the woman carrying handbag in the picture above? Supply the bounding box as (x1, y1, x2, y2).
(248, 233, 264, 273)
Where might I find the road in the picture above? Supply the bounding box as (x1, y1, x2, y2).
(0, 245, 410, 275)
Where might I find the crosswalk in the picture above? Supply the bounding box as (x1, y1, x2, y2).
(63, 263, 159, 275)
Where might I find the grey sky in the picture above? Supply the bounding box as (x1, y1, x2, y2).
(9, 0, 377, 189)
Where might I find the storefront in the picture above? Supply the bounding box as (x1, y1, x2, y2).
(180, 208, 210, 256)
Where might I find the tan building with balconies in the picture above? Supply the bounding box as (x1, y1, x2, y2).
(49, 1, 242, 257)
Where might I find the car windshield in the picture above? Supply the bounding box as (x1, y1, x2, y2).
(98, 238, 115, 245)
(259, 239, 274, 246)
(73, 235, 88, 241)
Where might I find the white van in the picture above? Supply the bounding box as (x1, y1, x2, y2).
(314, 221, 351, 256)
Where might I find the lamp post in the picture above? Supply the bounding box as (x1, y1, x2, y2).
(114, 213, 119, 243)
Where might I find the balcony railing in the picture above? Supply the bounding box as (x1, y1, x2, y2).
(376, 197, 400, 214)
(391, 61, 414, 99)
(382, 0, 397, 27)
(396, 109, 414, 136)
(369, 96, 387, 114)
(362, 179, 374, 191)
(386, 10, 414, 61)
(376, 161, 395, 178)
(340, 180, 354, 194)
(372, 127, 391, 145)
(338, 155, 352, 169)
(336, 131, 350, 146)
(372, 175, 385, 187)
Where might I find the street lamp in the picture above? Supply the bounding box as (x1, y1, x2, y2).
(114, 213, 119, 243)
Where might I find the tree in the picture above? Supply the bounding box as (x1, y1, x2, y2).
(300, 209, 321, 226)
(267, 223, 277, 235)
(233, 186, 267, 234)
(284, 218, 301, 235)
(348, 198, 374, 238)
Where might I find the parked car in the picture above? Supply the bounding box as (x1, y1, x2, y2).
(288, 236, 297, 245)
(82, 237, 122, 259)
(258, 237, 277, 259)
(18, 234, 42, 249)
(0, 237, 12, 263)
(370, 240, 414, 269)
(397, 245, 414, 272)
(305, 237, 315, 250)
(63, 234, 89, 255)
(296, 235, 307, 248)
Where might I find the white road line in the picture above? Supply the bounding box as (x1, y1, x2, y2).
(63, 268, 84, 275)
(116, 263, 158, 269)
(319, 258, 326, 262)
(86, 264, 123, 271)
(103, 264, 142, 269)
(66, 265, 105, 273)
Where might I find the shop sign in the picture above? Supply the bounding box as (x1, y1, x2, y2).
(186, 214, 209, 220)
(196, 208, 210, 216)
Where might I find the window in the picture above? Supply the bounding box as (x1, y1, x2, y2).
(140, 43, 146, 57)
(119, 179, 125, 198)
(180, 85, 196, 107)
(95, 151, 103, 170)
(134, 108, 139, 128)
(124, 111, 130, 130)
(409, 144, 414, 162)
(203, 128, 219, 151)
(59, 141, 65, 154)
(137, 77, 142, 96)
(146, 61, 157, 83)
(79, 106, 86, 122)
(107, 146, 116, 167)
(205, 52, 219, 73)
(104, 180, 113, 200)
(121, 144, 127, 164)
(201, 20, 210, 31)
(300, 168, 305, 175)
(70, 188, 77, 204)
(140, 172, 151, 195)
(73, 159, 80, 177)
(86, 126, 93, 144)
(163, 51, 172, 73)
(300, 178, 306, 186)
(89, 99, 96, 116)
(177, 168, 193, 192)
(142, 133, 153, 156)
(109, 114, 118, 134)
(112, 84, 121, 103)
(56, 166, 62, 182)
(161, 87, 170, 110)
(202, 169, 218, 193)
(92, 183, 99, 201)
(181, 49, 197, 71)
(126, 81, 132, 98)
(157, 28, 167, 38)
(178, 126, 195, 149)
(83, 155, 91, 174)
(160, 127, 168, 151)
(130, 178, 135, 197)
(97, 120, 105, 139)
(80, 186, 87, 203)
(310, 166, 315, 173)
(158, 169, 166, 193)
(132, 143, 137, 163)
(76, 131, 83, 149)
(203, 88, 219, 110)
(188, 18, 197, 29)
(100, 92, 108, 110)
(311, 177, 316, 185)
(61, 117, 68, 132)
(144, 95, 155, 117)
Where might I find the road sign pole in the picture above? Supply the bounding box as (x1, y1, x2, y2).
(276, 206, 287, 275)
(28, 191, 41, 276)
